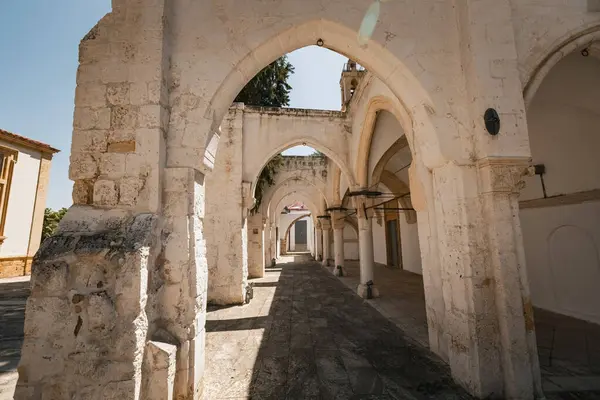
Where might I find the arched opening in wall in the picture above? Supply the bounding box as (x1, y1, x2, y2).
(522, 39, 600, 381)
(281, 204, 312, 253)
(342, 107, 429, 347)
(198, 16, 451, 400)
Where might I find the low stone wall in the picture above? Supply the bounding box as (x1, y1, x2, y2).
(0, 257, 33, 279)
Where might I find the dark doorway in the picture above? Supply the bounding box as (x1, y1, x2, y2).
(295, 220, 307, 251)
(386, 219, 401, 268)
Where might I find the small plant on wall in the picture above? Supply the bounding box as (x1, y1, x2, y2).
(251, 155, 284, 214)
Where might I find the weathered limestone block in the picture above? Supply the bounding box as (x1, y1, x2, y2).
(94, 179, 118, 206)
(205, 108, 247, 305)
(16, 206, 158, 399)
(151, 167, 208, 400)
(143, 341, 177, 400)
(431, 160, 542, 399)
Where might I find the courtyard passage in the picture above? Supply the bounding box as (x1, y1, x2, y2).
(204, 254, 472, 399)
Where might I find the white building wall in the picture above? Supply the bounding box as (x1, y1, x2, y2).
(1, 143, 41, 257)
(400, 218, 422, 275)
(520, 52, 600, 324)
(373, 219, 387, 265)
(343, 224, 359, 260)
(521, 204, 600, 324)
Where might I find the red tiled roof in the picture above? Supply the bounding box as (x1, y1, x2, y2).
(0, 129, 60, 154)
(287, 201, 307, 210)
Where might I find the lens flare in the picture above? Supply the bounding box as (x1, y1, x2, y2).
(358, 0, 381, 46)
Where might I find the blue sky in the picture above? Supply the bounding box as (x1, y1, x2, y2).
(0, 2, 346, 209)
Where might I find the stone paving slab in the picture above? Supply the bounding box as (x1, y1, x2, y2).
(204, 255, 473, 400)
(0, 277, 29, 400)
(2, 261, 599, 399)
(338, 260, 600, 398)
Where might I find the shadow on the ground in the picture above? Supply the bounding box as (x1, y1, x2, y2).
(0, 279, 29, 398)
(207, 254, 474, 399)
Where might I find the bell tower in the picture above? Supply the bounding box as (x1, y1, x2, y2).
(340, 59, 366, 110)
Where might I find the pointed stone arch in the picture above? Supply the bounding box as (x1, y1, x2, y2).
(203, 18, 454, 172)
(282, 213, 313, 253)
(523, 25, 600, 107)
(355, 96, 414, 188)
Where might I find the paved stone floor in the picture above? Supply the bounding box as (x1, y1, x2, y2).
(0, 276, 28, 400)
(338, 261, 600, 398)
(2, 258, 599, 399)
(205, 254, 473, 399)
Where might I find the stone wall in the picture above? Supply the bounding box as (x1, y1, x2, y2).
(0, 257, 32, 279)
(15, 207, 159, 398)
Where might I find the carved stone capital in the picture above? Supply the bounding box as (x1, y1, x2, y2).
(477, 157, 533, 194)
(352, 195, 375, 220)
(320, 219, 332, 231)
(330, 211, 346, 230)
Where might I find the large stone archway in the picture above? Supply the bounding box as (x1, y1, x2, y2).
(17, 1, 554, 399)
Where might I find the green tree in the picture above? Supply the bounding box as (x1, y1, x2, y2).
(251, 154, 284, 215)
(236, 56, 294, 213)
(235, 56, 295, 107)
(42, 207, 68, 241)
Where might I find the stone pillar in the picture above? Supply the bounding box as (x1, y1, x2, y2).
(320, 220, 331, 267)
(354, 195, 379, 298)
(448, 0, 543, 396)
(331, 210, 346, 276)
(16, 3, 172, 398)
(432, 160, 541, 399)
(205, 106, 247, 305)
(315, 223, 323, 261)
(267, 222, 277, 265)
(477, 158, 542, 399)
(159, 168, 208, 400)
(247, 213, 265, 278)
(410, 161, 449, 362)
(263, 219, 273, 267)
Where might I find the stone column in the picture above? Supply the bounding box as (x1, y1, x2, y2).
(331, 210, 346, 276)
(269, 222, 277, 263)
(315, 223, 323, 261)
(160, 168, 208, 400)
(247, 213, 265, 278)
(320, 219, 331, 266)
(354, 195, 379, 298)
(263, 218, 271, 267)
(432, 160, 541, 399)
(477, 158, 542, 399)
(205, 106, 247, 305)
